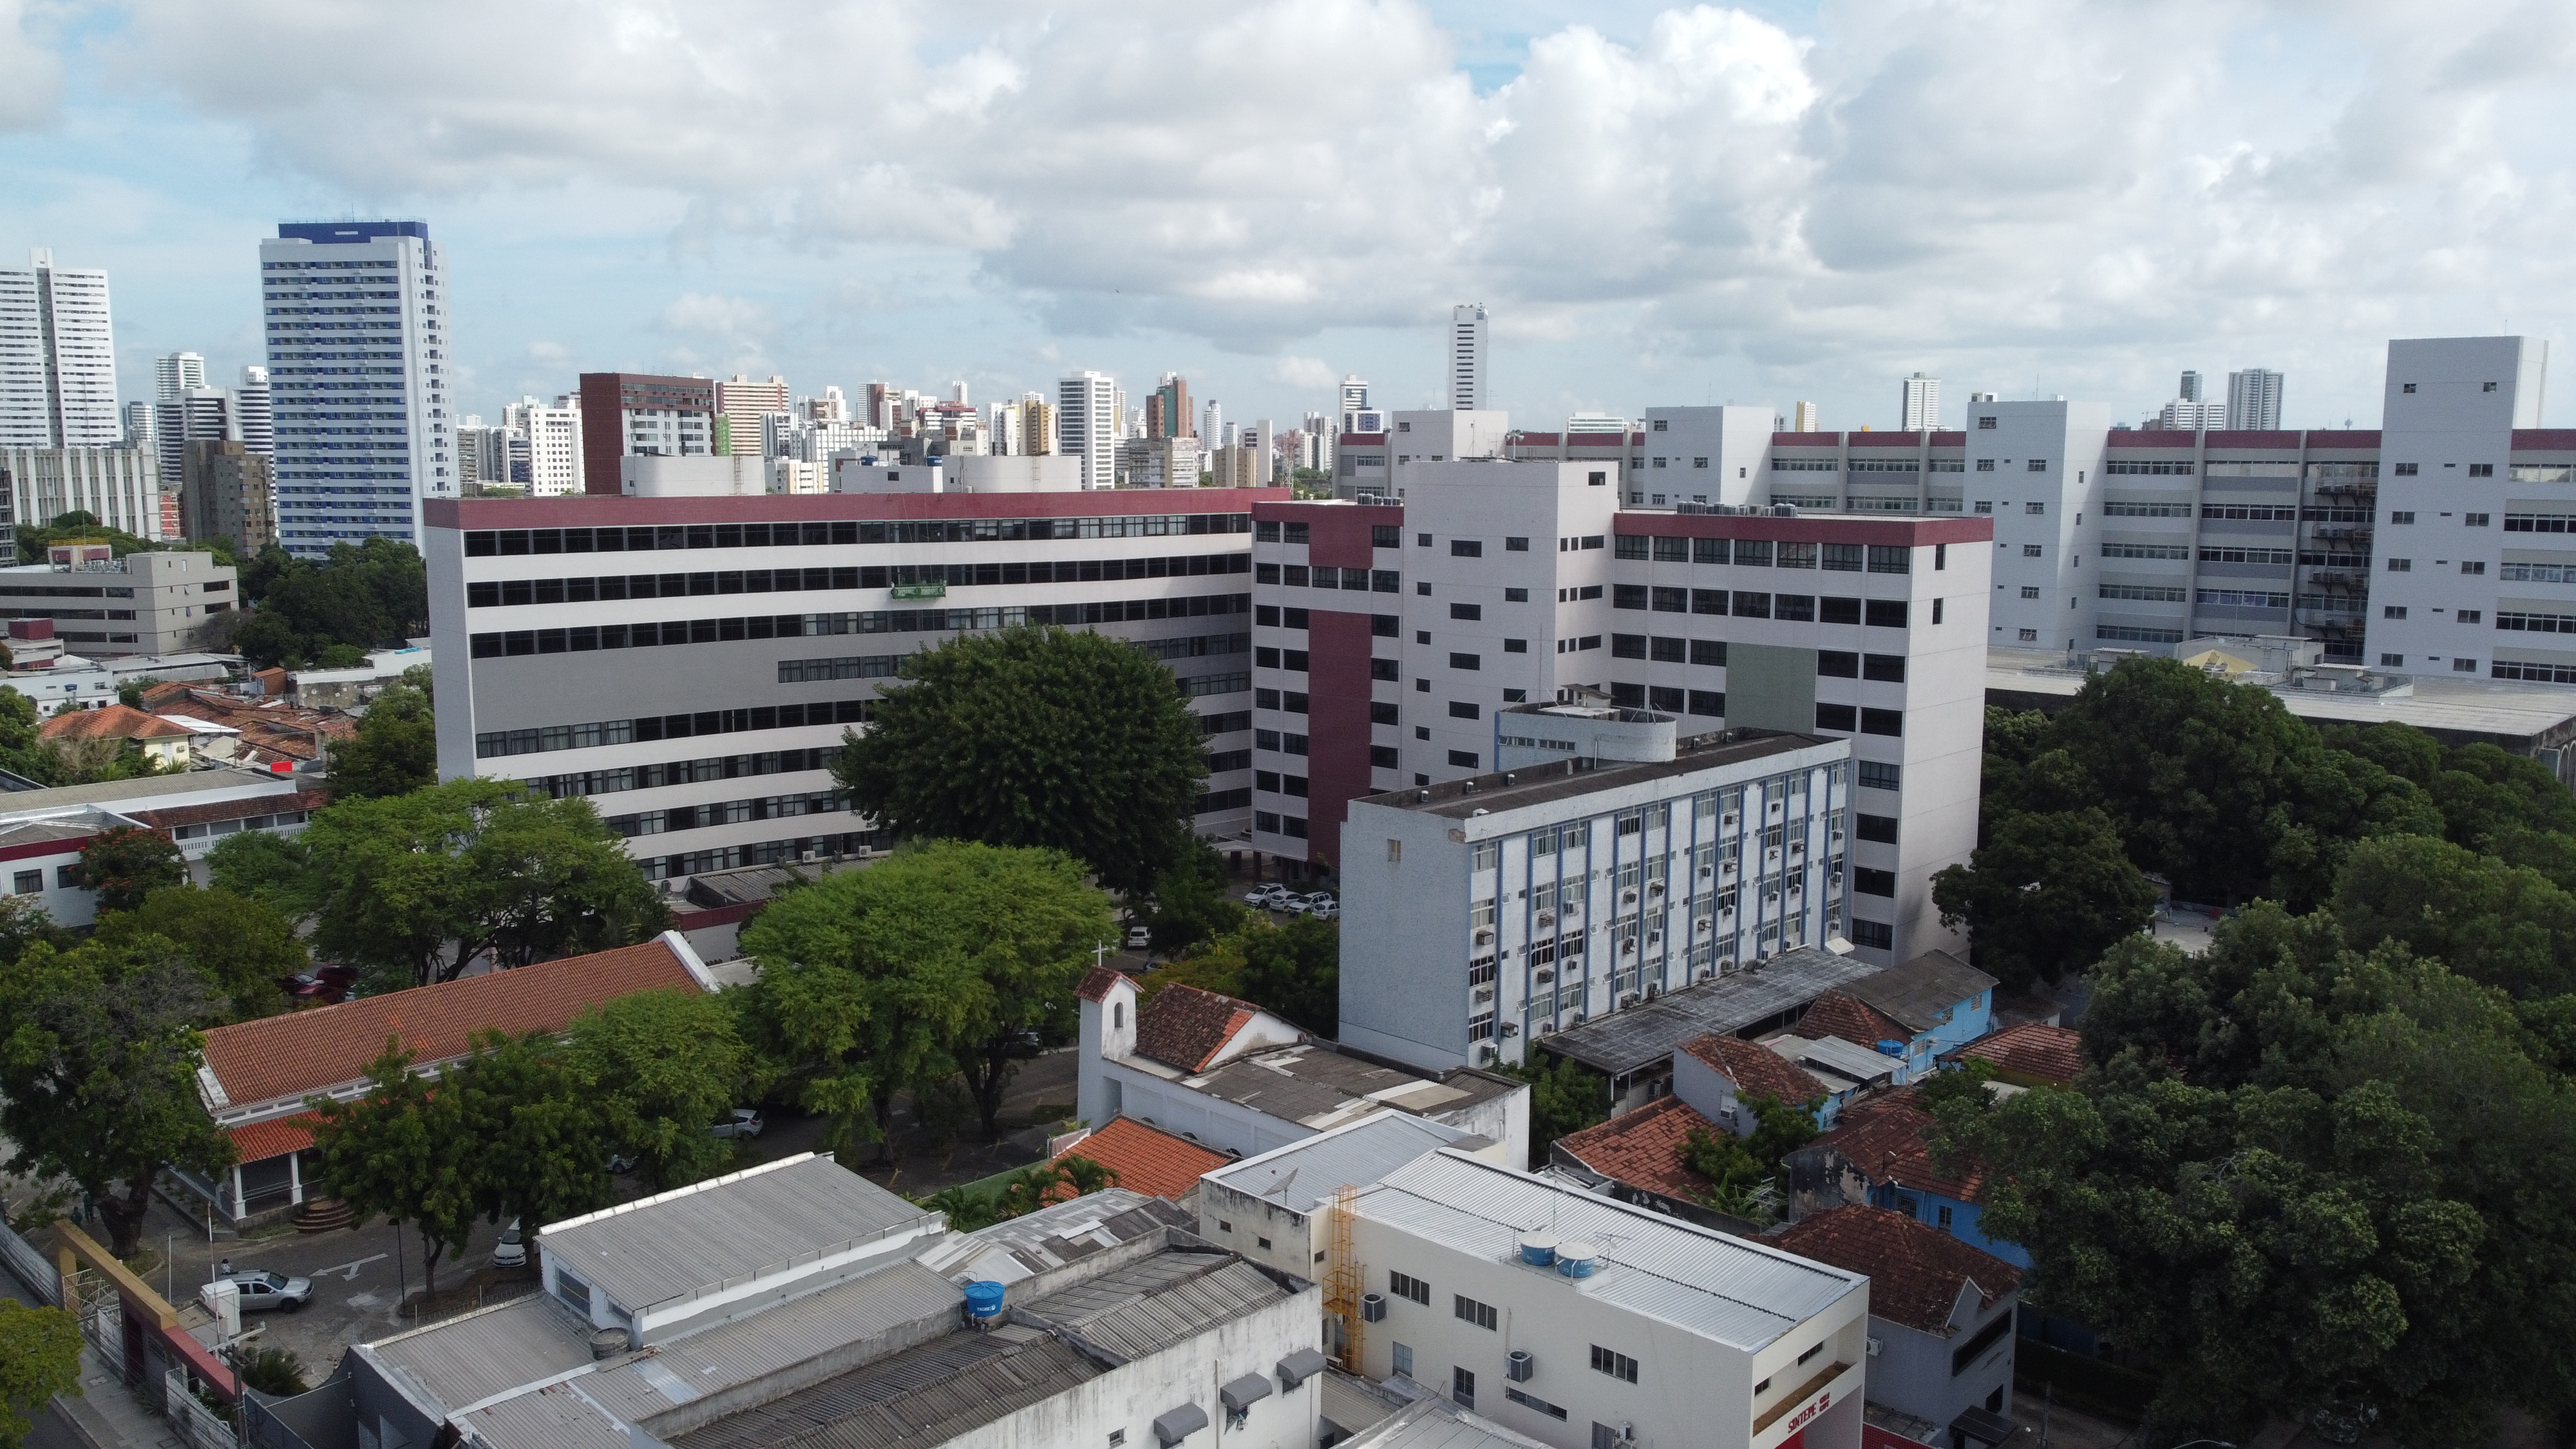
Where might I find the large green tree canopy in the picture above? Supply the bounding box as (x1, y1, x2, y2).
(834, 625, 1212, 893)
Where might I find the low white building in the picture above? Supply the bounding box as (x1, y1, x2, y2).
(1075, 967, 1529, 1165)
(1338, 727, 1855, 1074)
(0, 547, 236, 657)
(0, 771, 315, 922)
(1199, 1112, 1501, 1282)
(1347, 1149, 1870, 1449)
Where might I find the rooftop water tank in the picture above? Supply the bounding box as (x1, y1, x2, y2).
(1556, 1241, 1600, 1278)
(963, 1281, 1006, 1325)
(1518, 1234, 1558, 1267)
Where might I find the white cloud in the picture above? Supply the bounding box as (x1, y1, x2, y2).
(0, 0, 61, 130)
(1271, 355, 1341, 390)
(85, 0, 2576, 413)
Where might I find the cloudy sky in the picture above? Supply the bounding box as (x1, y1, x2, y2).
(5, 0, 2574, 435)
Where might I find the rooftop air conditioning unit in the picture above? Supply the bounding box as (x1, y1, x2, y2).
(1506, 1350, 1535, 1383)
(1362, 1293, 1387, 1323)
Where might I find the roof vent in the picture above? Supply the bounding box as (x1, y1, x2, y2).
(1503, 772, 1517, 784)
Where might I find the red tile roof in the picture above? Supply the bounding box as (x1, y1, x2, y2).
(226, 1112, 318, 1163)
(1809, 1092, 1985, 1204)
(1052, 1117, 1230, 1202)
(1946, 1021, 2083, 1086)
(1800, 990, 1912, 1052)
(1133, 984, 1265, 1073)
(39, 703, 193, 741)
(1776, 1205, 2020, 1334)
(1684, 1034, 1829, 1105)
(1552, 1095, 1721, 1203)
(1075, 965, 1128, 1003)
(199, 939, 699, 1108)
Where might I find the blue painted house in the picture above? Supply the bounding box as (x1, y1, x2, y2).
(1795, 949, 1998, 1086)
(1785, 1092, 2032, 1269)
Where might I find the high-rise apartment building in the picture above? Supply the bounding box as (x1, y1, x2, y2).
(717, 375, 788, 457)
(2228, 367, 2285, 431)
(154, 387, 238, 487)
(155, 352, 207, 402)
(1057, 371, 1118, 490)
(504, 393, 583, 497)
(576, 374, 717, 495)
(1148, 374, 1193, 440)
(1448, 303, 1488, 410)
(1901, 372, 1941, 431)
(1202, 400, 1224, 449)
(121, 401, 153, 456)
(806, 386, 848, 424)
(0, 446, 164, 541)
(180, 439, 276, 551)
(1019, 393, 1054, 456)
(260, 220, 454, 556)
(233, 366, 273, 457)
(1792, 401, 1820, 433)
(0, 249, 120, 450)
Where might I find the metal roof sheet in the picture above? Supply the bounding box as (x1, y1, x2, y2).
(667, 1330, 1098, 1449)
(368, 1294, 597, 1413)
(1841, 951, 1996, 1032)
(1206, 1114, 1469, 1216)
(459, 1383, 630, 1449)
(1358, 1151, 1862, 1351)
(538, 1155, 936, 1314)
(1337, 1397, 1560, 1449)
(1040, 1258, 1289, 1361)
(1540, 947, 1884, 1076)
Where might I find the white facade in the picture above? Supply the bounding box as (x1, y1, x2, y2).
(1638, 406, 1774, 508)
(260, 221, 454, 556)
(1900, 374, 1941, 433)
(1450, 304, 1489, 411)
(504, 393, 584, 496)
(1059, 369, 1119, 489)
(0, 249, 120, 450)
(154, 351, 207, 402)
(715, 374, 788, 456)
(0, 545, 233, 654)
(1961, 399, 2112, 652)
(1339, 733, 1853, 1073)
(1347, 1150, 1868, 1449)
(2228, 367, 2284, 431)
(153, 387, 236, 486)
(233, 366, 274, 457)
(0, 446, 166, 541)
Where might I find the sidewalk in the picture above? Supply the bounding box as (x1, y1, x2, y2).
(52, 1347, 175, 1449)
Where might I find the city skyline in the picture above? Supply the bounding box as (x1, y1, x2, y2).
(3, 3, 2573, 437)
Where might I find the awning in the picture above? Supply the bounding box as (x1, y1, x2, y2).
(1220, 1374, 1274, 1414)
(1275, 1349, 1328, 1388)
(1153, 1403, 1209, 1445)
(1949, 1406, 2020, 1448)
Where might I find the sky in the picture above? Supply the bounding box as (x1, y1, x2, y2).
(5, 0, 2576, 436)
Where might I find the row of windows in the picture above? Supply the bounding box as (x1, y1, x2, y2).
(1256, 563, 1399, 591)
(2497, 612, 2576, 634)
(468, 592, 1254, 657)
(2199, 589, 2290, 609)
(476, 700, 875, 759)
(526, 748, 837, 800)
(1613, 587, 1913, 627)
(462, 514, 1253, 556)
(1613, 535, 1917, 572)
(2099, 584, 2187, 603)
(1815, 705, 1903, 736)
(2506, 515, 2576, 533)
(464, 552, 1247, 606)
(606, 790, 846, 839)
(1253, 520, 1403, 546)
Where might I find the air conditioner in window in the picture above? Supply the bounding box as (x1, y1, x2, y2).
(1698, 866, 1713, 878)
(1619, 992, 1640, 1008)
(1647, 933, 1661, 946)
(1475, 929, 1493, 944)
(1621, 938, 1637, 954)
(1698, 918, 1712, 933)
(1622, 889, 1638, 904)
(1473, 986, 1494, 1004)
(1535, 911, 1555, 925)
(1647, 883, 1663, 896)
(1535, 969, 1554, 984)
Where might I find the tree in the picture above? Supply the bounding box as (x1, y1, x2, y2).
(213, 779, 669, 992)
(1491, 1054, 1609, 1169)
(743, 843, 1108, 1147)
(75, 826, 184, 913)
(2331, 833, 2576, 999)
(0, 898, 59, 968)
(0, 690, 57, 786)
(1679, 1092, 1819, 1221)
(0, 1300, 82, 1449)
(1139, 841, 1245, 957)
(1235, 916, 1340, 1035)
(563, 989, 748, 1191)
(1945, 907, 2576, 1443)
(1931, 808, 2159, 989)
(448, 1030, 613, 1234)
(230, 538, 428, 669)
(308, 1043, 481, 1296)
(0, 939, 232, 1256)
(90, 886, 306, 1023)
(834, 626, 1211, 893)
(327, 679, 436, 800)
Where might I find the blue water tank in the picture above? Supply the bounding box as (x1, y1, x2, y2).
(1556, 1241, 1598, 1278)
(1875, 1039, 1906, 1057)
(1518, 1234, 1558, 1267)
(963, 1281, 1006, 1321)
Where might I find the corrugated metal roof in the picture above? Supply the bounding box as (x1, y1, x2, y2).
(1841, 951, 1996, 1032)
(539, 1155, 936, 1314)
(667, 1331, 1099, 1449)
(1041, 1258, 1289, 1361)
(582, 1261, 964, 1425)
(1358, 1151, 1862, 1351)
(913, 1191, 1193, 1285)
(1338, 1397, 1559, 1449)
(1206, 1114, 1468, 1215)
(460, 1382, 630, 1449)
(369, 1294, 597, 1412)
(1541, 947, 1884, 1076)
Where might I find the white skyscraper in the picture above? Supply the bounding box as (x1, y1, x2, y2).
(260, 220, 452, 556)
(1339, 375, 1369, 427)
(2228, 367, 2285, 431)
(1900, 372, 1941, 431)
(234, 365, 274, 457)
(503, 393, 583, 497)
(155, 386, 239, 484)
(155, 351, 207, 402)
(1448, 303, 1487, 410)
(0, 248, 120, 448)
(1057, 370, 1119, 490)
(1791, 401, 1820, 433)
(1202, 399, 1224, 449)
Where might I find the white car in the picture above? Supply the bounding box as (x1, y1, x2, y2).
(1242, 884, 1291, 909)
(710, 1108, 765, 1139)
(1283, 891, 1336, 916)
(1126, 924, 1152, 950)
(1307, 897, 1341, 921)
(223, 1269, 314, 1314)
(493, 1219, 526, 1268)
